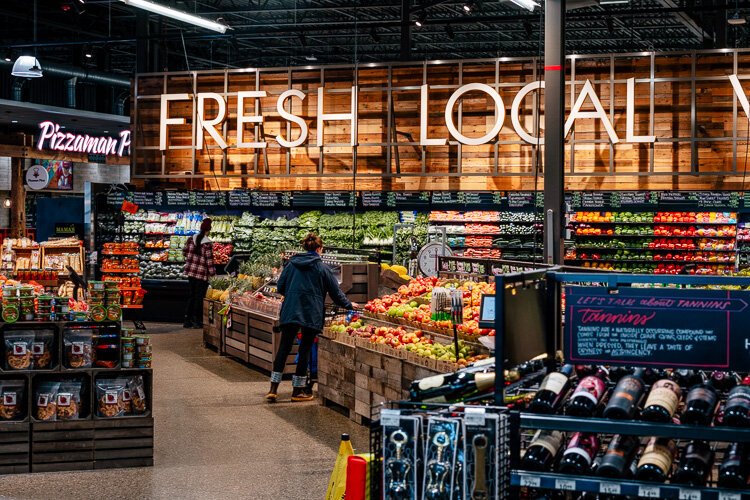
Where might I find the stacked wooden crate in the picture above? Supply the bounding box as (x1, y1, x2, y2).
(202, 299, 223, 350)
(318, 331, 450, 425)
(221, 306, 297, 374)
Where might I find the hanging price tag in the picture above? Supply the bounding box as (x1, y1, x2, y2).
(679, 489, 701, 500)
(519, 474, 540, 488)
(555, 479, 575, 491)
(637, 486, 660, 498)
(464, 407, 486, 426)
(599, 483, 621, 495)
(380, 409, 401, 427)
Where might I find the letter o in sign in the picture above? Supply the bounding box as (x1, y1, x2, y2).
(444, 83, 506, 146)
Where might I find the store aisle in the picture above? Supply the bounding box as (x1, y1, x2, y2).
(0, 324, 370, 500)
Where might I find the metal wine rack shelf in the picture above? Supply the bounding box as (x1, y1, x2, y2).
(511, 413, 750, 499)
(511, 471, 749, 500)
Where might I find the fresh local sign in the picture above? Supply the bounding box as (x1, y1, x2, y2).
(36, 121, 131, 157)
(158, 75, 750, 150)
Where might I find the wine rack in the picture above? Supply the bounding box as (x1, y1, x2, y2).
(511, 414, 750, 499)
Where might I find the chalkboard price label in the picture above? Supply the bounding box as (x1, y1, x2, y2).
(679, 489, 701, 500)
(228, 190, 252, 207)
(718, 493, 741, 500)
(431, 192, 462, 205)
(599, 483, 620, 495)
(165, 191, 191, 206)
(361, 192, 388, 208)
(251, 191, 291, 208)
(565, 286, 750, 370)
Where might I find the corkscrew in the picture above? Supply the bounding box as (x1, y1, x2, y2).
(385, 430, 411, 499)
(471, 434, 489, 500)
(425, 431, 452, 500)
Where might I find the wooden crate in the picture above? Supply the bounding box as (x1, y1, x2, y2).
(338, 263, 380, 303)
(0, 421, 30, 474)
(223, 308, 249, 363)
(202, 299, 222, 351)
(93, 417, 154, 469)
(31, 420, 95, 472)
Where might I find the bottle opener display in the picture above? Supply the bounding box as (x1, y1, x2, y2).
(382, 415, 421, 500)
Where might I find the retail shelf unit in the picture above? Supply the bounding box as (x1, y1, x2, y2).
(0, 320, 153, 474)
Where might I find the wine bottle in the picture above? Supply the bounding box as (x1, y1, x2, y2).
(574, 365, 597, 377)
(566, 367, 609, 417)
(672, 440, 713, 487)
(718, 443, 750, 489)
(710, 371, 739, 392)
(528, 364, 575, 414)
(596, 434, 639, 478)
(681, 376, 719, 426)
(608, 366, 633, 383)
(641, 378, 683, 423)
(521, 430, 564, 472)
(724, 383, 750, 428)
(671, 369, 703, 389)
(557, 433, 600, 475)
(408, 371, 495, 403)
(602, 367, 646, 420)
(636, 437, 676, 483)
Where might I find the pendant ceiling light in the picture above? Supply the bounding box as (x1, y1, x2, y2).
(11, 55, 42, 78)
(119, 0, 229, 33)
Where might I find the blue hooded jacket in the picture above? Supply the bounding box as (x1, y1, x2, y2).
(277, 252, 353, 330)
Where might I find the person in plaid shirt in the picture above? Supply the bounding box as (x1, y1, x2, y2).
(182, 218, 215, 328)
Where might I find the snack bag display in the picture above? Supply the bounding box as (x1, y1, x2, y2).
(31, 329, 55, 369)
(35, 381, 60, 421)
(96, 378, 128, 418)
(0, 380, 26, 421)
(63, 330, 93, 369)
(56, 379, 83, 421)
(128, 375, 148, 415)
(5, 332, 34, 370)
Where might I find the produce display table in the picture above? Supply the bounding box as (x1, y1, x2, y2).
(221, 306, 297, 374)
(202, 299, 222, 350)
(317, 330, 457, 425)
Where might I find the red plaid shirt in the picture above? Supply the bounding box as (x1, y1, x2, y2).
(183, 236, 216, 281)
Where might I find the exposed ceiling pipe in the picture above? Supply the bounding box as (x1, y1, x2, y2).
(12, 80, 25, 101)
(0, 60, 130, 88)
(66, 78, 77, 108)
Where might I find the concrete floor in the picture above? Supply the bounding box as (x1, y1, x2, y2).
(0, 324, 371, 500)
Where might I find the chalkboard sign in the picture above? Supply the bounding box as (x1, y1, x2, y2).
(392, 192, 431, 207)
(228, 190, 252, 207)
(463, 192, 498, 207)
(695, 191, 740, 209)
(293, 192, 355, 208)
(106, 192, 126, 207)
(431, 192, 463, 205)
(614, 191, 659, 207)
(252, 191, 292, 208)
(360, 192, 390, 208)
(565, 286, 750, 370)
(193, 191, 226, 206)
(506, 192, 542, 209)
(131, 192, 163, 206)
(165, 191, 191, 206)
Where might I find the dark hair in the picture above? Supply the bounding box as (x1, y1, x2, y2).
(193, 218, 212, 255)
(302, 233, 323, 252)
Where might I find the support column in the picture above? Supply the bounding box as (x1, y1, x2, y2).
(10, 157, 26, 239)
(400, 0, 412, 60)
(543, 0, 565, 265)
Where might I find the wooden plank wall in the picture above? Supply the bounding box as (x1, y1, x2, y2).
(132, 50, 750, 192)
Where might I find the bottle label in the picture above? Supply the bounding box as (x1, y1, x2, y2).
(613, 376, 644, 402)
(572, 375, 606, 405)
(600, 435, 637, 472)
(530, 430, 564, 456)
(645, 380, 681, 415)
(686, 386, 718, 406)
(418, 374, 446, 391)
(638, 440, 675, 475)
(727, 386, 750, 408)
(474, 372, 495, 392)
(540, 372, 568, 394)
(563, 433, 599, 465)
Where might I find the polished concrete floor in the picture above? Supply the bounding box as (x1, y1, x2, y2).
(0, 323, 370, 500)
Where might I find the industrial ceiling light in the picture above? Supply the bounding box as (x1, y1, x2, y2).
(84, 45, 93, 59)
(118, 0, 229, 33)
(599, 0, 629, 4)
(728, 11, 747, 25)
(506, 0, 538, 11)
(3, 199, 11, 209)
(415, 13, 426, 27)
(305, 55, 317, 61)
(463, 3, 472, 12)
(3, 49, 11, 62)
(11, 55, 42, 78)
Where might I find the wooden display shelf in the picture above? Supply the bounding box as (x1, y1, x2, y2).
(222, 306, 296, 374)
(202, 299, 222, 351)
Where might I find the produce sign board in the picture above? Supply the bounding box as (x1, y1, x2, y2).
(227, 190, 252, 207)
(657, 191, 741, 209)
(131, 192, 163, 206)
(292, 191, 356, 208)
(565, 286, 750, 370)
(504, 192, 543, 209)
(251, 191, 291, 208)
(192, 191, 226, 206)
(164, 191, 191, 206)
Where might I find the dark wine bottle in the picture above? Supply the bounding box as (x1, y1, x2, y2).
(608, 366, 633, 383)
(557, 433, 600, 475)
(681, 376, 719, 426)
(596, 434, 639, 478)
(408, 371, 495, 403)
(710, 371, 739, 392)
(724, 383, 750, 428)
(566, 368, 609, 417)
(641, 378, 683, 423)
(672, 440, 713, 487)
(602, 367, 646, 420)
(636, 437, 676, 483)
(718, 443, 750, 489)
(672, 369, 703, 389)
(521, 430, 564, 472)
(574, 365, 597, 377)
(528, 364, 575, 414)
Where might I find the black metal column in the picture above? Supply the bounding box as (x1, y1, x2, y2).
(400, 0, 412, 60)
(135, 11, 150, 74)
(543, 0, 565, 265)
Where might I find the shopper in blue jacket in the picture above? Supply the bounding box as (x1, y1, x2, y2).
(266, 233, 359, 402)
